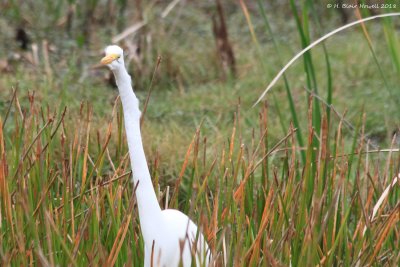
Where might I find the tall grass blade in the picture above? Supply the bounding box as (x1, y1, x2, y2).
(256, 0, 305, 162)
(254, 12, 400, 106)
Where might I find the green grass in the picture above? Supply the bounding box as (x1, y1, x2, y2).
(0, 1, 399, 266)
(1, 91, 398, 266)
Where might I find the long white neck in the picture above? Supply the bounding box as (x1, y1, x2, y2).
(112, 66, 162, 243)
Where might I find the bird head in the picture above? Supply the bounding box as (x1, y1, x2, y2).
(101, 45, 124, 70)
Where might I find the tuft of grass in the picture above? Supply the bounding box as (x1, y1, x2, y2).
(1, 91, 399, 266)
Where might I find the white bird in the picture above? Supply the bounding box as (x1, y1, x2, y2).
(101, 45, 211, 267)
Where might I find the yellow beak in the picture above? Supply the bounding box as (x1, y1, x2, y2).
(101, 54, 119, 65)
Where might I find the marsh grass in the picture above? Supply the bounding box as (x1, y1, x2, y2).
(0, 88, 398, 266)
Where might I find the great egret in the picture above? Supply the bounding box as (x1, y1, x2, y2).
(101, 45, 211, 267)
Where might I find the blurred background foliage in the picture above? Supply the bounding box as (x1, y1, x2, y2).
(0, 0, 400, 170)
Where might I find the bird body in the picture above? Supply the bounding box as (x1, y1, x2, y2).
(145, 209, 209, 266)
(101, 45, 210, 267)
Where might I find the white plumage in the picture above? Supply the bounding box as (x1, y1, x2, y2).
(101, 45, 211, 267)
